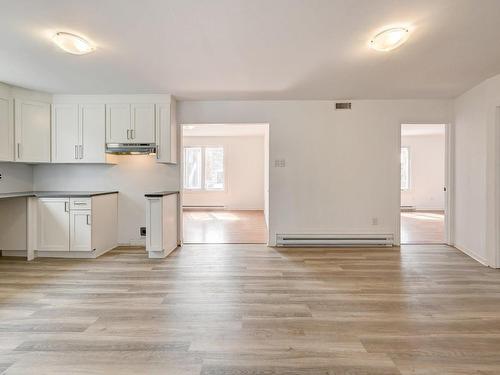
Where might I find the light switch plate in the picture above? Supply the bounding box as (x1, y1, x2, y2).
(274, 159, 286, 168)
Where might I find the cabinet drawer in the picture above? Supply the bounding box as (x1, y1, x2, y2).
(70, 198, 91, 210)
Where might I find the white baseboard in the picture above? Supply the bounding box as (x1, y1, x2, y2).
(454, 243, 488, 266)
(1, 246, 116, 259)
(414, 207, 445, 211)
(126, 239, 146, 247)
(183, 206, 264, 211)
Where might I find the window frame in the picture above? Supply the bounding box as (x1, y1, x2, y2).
(183, 145, 226, 192)
(401, 146, 411, 191)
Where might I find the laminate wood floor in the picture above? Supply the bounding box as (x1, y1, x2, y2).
(183, 209, 267, 244)
(401, 210, 445, 244)
(1, 244, 500, 374)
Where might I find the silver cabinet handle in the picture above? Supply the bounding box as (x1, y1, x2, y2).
(64, 202, 69, 212)
(86, 214, 91, 225)
(156, 145, 160, 159)
(79, 145, 83, 159)
(127, 129, 130, 140)
(131, 129, 135, 139)
(74, 145, 78, 159)
(17, 143, 21, 159)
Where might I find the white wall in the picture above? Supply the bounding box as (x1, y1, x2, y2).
(177, 100, 453, 245)
(183, 135, 264, 210)
(0, 163, 33, 193)
(33, 155, 179, 245)
(453, 73, 500, 267)
(401, 133, 445, 210)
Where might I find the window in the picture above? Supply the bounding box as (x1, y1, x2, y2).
(401, 147, 410, 191)
(184, 146, 225, 191)
(184, 147, 202, 189)
(204, 147, 225, 190)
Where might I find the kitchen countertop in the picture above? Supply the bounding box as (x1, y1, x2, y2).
(0, 191, 119, 199)
(144, 191, 179, 198)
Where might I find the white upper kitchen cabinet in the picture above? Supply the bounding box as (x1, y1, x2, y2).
(52, 103, 79, 163)
(106, 103, 155, 144)
(106, 103, 131, 143)
(14, 99, 51, 163)
(52, 103, 106, 163)
(79, 104, 105, 162)
(0, 94, 13, 161)
(131, 103, 155, 143)
(156, 99, 177, 164)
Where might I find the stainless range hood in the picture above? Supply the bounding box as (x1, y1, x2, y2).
(106, 143, 156, 155)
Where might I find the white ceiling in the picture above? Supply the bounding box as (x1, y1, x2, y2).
(401, 124, 445, 136)
(1, 0, 500, 100)
(183, 124, 267, 137)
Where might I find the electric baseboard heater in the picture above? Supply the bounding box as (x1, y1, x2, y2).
(276, 233, 394, 247)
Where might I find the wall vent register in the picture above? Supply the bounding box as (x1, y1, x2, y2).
(335, 102, 352, 110)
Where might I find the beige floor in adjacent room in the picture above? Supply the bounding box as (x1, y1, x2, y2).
(401, 210, 445, 244)
(183, 209, 267, 244)
(1, 244, 500, 374)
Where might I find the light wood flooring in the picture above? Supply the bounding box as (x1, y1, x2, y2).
(183, 209, 267, 244)
(401, 210, 445, 244)
(1, 244, 500, 374)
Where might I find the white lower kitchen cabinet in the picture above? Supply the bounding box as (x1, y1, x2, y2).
(37, 198, 70, 251)
(70, 210, 92, 251)
(35, 193, 118, 257)
(145, 192, 179, 258)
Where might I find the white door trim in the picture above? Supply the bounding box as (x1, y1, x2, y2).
(398, 123, 453, 246)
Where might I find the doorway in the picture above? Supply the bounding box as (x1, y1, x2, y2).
(400, 124, 447, 244)
(181, 124, 269, 244)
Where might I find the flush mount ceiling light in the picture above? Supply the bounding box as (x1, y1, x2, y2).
(369, 27, 410, 52)
(52, 32, 95, 55)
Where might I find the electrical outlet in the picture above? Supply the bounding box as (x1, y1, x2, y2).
(372, 217, 379, 225)
(0, 172, 2, 180)
(140, 227, 146, 237)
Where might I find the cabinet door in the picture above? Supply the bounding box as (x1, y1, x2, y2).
(70, 210, 92, 251)
(156, 101, 177, 164)
(37, 198, 70, 252)
(0, 96, 13, 161)
(52, 104, 79, 163)
(80, 104, 105, 163)
(131, 103, 155, 143)
(105, 104, 131, 143)
(15, 99, 51, 163)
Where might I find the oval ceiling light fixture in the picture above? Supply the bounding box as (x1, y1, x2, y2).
(369, 27, 410, 52)
(52, 32, 95, 55)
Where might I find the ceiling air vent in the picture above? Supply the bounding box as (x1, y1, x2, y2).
(335, 102, 352, 110)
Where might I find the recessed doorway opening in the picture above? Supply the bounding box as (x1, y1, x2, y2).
(181, 123, 269, 244)
(400, 124, 447, 244)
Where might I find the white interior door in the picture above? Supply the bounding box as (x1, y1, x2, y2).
(70, 210, 92, 251)
(37, 198, 70, 251)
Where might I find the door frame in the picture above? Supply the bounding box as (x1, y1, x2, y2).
(179, 123, 271, 245)
(397, 123, 454, 245)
